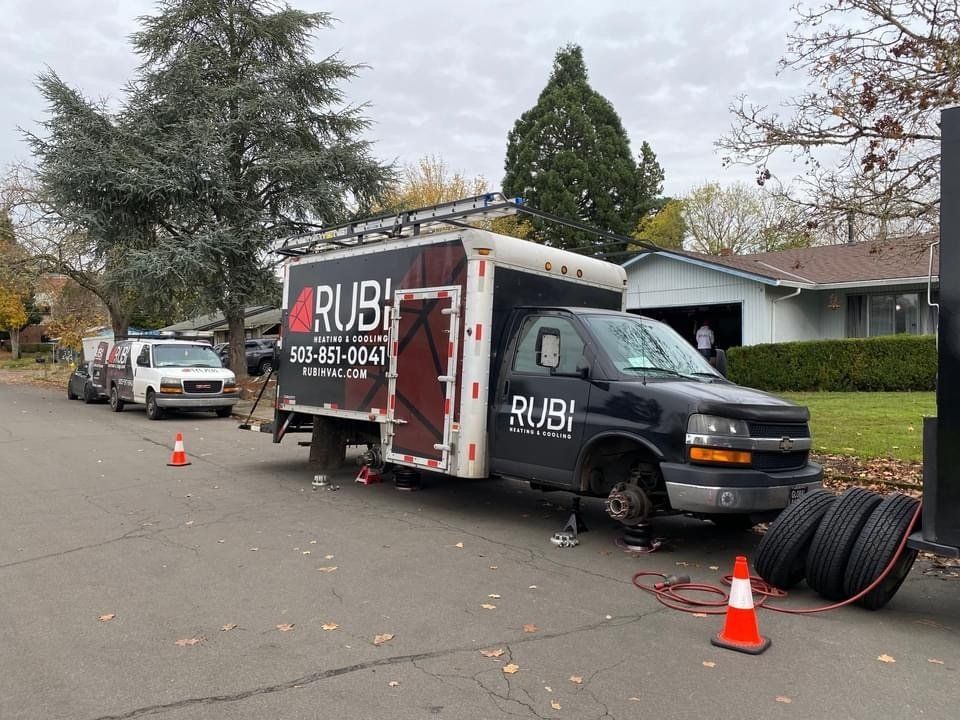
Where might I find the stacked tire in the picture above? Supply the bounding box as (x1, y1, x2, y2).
(754, 488, 920, 610)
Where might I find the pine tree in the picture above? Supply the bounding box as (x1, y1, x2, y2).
(503, 44, 646, 254)
(127, 0, 391, 377)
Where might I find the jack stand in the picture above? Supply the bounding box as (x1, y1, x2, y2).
(566, 496, 589, 534)
(394, 467, 421, 491)
(551, 497, 588, 548)
(312, 474, 328, 489)
(355, 465, 383, 485)
(620, 521, 662, 554)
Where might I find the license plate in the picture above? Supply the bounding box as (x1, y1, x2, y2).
(790, 486, 808, 503)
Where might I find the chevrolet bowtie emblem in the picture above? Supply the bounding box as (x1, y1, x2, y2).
(779, 437, 794, 452)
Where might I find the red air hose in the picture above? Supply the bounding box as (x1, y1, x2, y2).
(632, 503, 922, 615)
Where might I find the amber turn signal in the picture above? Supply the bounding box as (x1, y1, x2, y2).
(689, 447, 752, 465)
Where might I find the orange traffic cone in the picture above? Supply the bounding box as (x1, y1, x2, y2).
(167, 433, 192, 467)
(355, 465, 382, 485)
(711, 556, 770, 655)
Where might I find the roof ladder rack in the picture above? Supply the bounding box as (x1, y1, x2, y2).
(274, 192, 525, 257)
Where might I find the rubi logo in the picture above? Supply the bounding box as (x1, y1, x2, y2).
(288, 286, 314, 333)
(509, 395, 575, 433)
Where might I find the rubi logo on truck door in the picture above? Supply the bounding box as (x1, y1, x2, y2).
(509, 395, 575, 440)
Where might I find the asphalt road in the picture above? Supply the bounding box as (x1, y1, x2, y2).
(1, 381, 958, 720)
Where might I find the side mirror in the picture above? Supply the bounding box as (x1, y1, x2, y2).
(136, 356, 150, 368)
(536, 328, 561, 369)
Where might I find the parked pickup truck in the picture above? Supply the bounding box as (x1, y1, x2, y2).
(250, 195, 822, 528)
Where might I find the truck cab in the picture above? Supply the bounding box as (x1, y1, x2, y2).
(488, 307, 821, 523)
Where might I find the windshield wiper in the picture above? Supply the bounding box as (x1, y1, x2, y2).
(622, 365, 685, 376)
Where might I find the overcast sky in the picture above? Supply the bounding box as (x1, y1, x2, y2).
(0, 0, 807, 197)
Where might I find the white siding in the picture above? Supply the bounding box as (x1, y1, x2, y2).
(625, 256, 772, 345)
(768, 288, 822, 343)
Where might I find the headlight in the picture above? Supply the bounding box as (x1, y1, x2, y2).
(687, 414, 749, 436)
(159, 377, 182, 394)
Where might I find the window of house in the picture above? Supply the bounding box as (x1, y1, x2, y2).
(846, 291, 935, 337)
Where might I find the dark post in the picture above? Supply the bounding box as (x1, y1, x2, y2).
(932, 107, 960, 549)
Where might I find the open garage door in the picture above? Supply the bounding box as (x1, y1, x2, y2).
(630, 302, 742, 351)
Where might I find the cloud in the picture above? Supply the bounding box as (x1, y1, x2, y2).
(0, 0, 806, 198)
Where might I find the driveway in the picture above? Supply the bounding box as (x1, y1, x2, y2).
(1, 382, 958, 719)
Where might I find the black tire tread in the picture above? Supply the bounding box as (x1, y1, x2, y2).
(755, 490, 836, 589)
(843, 493, 920, 610)
(806, 488, 883, 600)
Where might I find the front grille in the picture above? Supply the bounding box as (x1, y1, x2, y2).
(753, 450, 809, 472)
(183, 380, 223, 394)
(748, 422, 811, 438)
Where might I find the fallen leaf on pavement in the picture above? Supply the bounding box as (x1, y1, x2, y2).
(455, 542, 464, 548)
(775, 696, 792, 704)
(276, 624, 295, 632)
(324, 554, 335, 560)
(629, 697, 641, 702)
(702, 661, 716, 668)
(481, 603, 497, 610)
(708, 566, 719, 571)
(388, 681, 400, 688)
(309, 540, 317, 544)
(317, 566, 338, 573)
(928, 658, 944, 665)
(98, 614, 115, 623)
(221, 623, 238, 632)
(302, 551, 311, 555)
(489, 565, 498, 570)
(692, 613, 708, 618)
(322, 622, 339, 631)
(249, 547, 259, 551)
(480, 648, 505, 658)
(528, 585, 537, 589)
(175, 637, 203, 647)
(502, 663, 519, 674)
(488, 594, 501, 599)
(523, 623, 539, 633)
(544, 686, 552, 692)
(551, 700, 561, 710)
(374, 633, 394, 646)
(877, 654, 896, 663)
(569, 675, 583, 684)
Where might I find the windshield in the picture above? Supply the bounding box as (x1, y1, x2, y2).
(585, 315, 720, 379)
(153, 344, 224, 369)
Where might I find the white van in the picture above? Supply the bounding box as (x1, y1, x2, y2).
(102, 338, 239, 420)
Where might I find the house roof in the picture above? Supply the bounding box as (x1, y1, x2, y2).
(623, 235, 940, 288)
(161, 306, 281, 333)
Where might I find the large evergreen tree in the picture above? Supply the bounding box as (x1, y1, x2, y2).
(127, 0, 390, 377)
(503, 44, 655, 254)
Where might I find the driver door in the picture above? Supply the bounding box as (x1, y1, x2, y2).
(489, 314, 592, 487)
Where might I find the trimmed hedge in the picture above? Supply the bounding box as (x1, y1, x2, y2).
(727, 335, 936, 392)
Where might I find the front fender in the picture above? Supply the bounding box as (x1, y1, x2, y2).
(573, 431, 664, 492)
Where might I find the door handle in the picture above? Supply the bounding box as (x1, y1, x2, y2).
(504, 379, 510, 396)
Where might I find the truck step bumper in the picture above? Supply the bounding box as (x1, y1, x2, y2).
(661, 461, 823, 514)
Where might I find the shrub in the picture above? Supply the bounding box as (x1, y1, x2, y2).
(727, 335, 936, 392)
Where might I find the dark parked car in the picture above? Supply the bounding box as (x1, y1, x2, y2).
(217, 338, 276, 376)
(67, 361, 106, 403)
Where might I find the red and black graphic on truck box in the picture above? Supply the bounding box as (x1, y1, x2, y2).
(281, 240, 467, 416)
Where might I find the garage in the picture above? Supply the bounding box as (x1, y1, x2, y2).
(630, 302, 743, 352)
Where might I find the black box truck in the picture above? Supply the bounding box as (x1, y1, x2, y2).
(257, 195, 822, 527)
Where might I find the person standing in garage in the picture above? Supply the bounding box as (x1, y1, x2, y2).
(696, 320, 715, 359)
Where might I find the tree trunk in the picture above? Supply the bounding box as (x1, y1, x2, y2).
(10, 327, 20, 360)
(225, 305, 248, 381)
(110, 313, 129, 338)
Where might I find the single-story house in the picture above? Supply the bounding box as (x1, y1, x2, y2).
(623, 236, 939, 350)
(160, 305, 281, 345)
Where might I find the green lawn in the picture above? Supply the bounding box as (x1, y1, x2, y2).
(782, 392, 935, 462)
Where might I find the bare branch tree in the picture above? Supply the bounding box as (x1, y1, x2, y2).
(719, 0, 958, 232)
